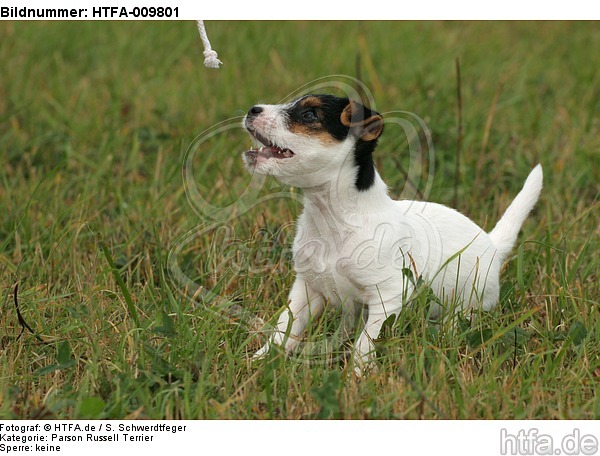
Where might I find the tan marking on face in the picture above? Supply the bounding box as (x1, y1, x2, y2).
(299, 96, 322, 108)
(340, 101, 384, 141)
(288, 123, 339, 145)
(360, 116, 384, 141)
(341, 100, 362, 128)
(287, 96, 338, 145)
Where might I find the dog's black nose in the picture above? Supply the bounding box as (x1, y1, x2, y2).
(248, 105, 263, 117)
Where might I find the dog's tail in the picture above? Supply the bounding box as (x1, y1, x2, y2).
(488, 164, 543, 263)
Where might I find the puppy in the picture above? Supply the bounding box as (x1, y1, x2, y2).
(242, 94, 542, 375)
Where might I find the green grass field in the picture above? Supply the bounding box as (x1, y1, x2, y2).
(0, 21, 598, 419)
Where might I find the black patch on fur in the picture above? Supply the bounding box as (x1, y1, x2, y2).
(317, 96, 353, 141)
(286, 94, 382, 192)
(354, 139, 377, 191)
(285, 94, 351, 140)
(348, 101, 381, 191)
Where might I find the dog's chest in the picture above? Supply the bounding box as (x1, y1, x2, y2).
(290, 203, 430, 305)
(291, 209, 383, 303)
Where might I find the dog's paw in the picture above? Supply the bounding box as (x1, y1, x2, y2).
(252, 344, 271, 360)
(352, 361, 379, 378)
(351, 347, 379, 378)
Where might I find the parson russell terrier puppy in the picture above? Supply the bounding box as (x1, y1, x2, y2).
(242, 94, 543, 375)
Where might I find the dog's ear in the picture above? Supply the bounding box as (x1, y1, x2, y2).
(340, 100, 384, 141)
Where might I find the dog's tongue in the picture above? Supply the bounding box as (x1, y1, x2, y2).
(246, 146, 294, 159)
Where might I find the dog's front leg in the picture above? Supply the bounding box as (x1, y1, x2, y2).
(352, 297, 404, 376)
(253, 278, 324, 359)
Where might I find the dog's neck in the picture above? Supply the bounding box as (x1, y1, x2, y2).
(301, 161, 393, 222)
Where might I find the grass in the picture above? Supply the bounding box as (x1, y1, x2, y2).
(0, 21, 598, 419)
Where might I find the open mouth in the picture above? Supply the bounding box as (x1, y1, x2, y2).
(245, 128, 295, 163)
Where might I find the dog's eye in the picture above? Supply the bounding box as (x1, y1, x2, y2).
(301, 108, 318, 123)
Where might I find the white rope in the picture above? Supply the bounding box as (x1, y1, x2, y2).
(196, 20, 222, 69)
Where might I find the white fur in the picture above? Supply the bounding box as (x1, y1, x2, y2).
(245, 100, 543, 376)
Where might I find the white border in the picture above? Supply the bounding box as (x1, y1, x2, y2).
(0, 0, 599, 19)
(0, 420, 598, 456)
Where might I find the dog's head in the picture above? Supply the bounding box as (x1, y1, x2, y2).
(242, 94, 383, 190)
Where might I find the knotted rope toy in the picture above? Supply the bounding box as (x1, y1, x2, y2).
(197, 20, 222, 69)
